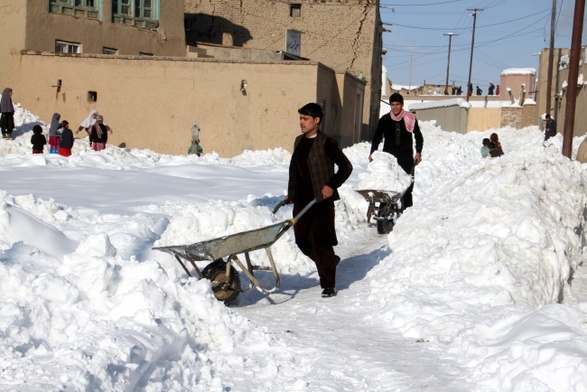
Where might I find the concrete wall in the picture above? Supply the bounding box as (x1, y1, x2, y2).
(183, 0, 382, 142)
(410, 104, 468, 134)
(8, 52, 361, 157)
(408, 97, 530, 133)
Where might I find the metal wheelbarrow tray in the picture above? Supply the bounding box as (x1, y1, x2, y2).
(153, 198, 318, 305)
(356, 186, 409, 235)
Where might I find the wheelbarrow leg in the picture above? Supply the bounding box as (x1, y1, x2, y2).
(230, 250, 281, 294)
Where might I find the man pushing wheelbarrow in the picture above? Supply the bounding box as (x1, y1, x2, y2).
(280, 103, 353, 299)
(156, 103, 352, 304)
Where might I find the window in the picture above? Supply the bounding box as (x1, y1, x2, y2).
(112, 0, 159, 29)
(49, 0, 99, 19)
(290, 4, 301, 17)
(55, 40, 81, 54)
(102, 47, 118, 55)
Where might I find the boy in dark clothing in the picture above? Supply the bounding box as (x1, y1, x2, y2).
(30, 125, 47, 154)
(1, 88, 15, 139)
(544, 114, 557, 141)
(285, 103, 353, 298)
(369, 93, 423, 209)
(90, 114, 112, 151)
(58, 120, 74, 157)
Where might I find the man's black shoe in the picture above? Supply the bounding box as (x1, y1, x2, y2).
(321, 287, 337, 298)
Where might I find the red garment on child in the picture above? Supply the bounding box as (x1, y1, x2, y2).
(58, 147, 71, 157)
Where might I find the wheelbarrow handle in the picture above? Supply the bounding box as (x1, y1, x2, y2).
(272, 199, 289, 214)
(272, 195, 323, 218)
(293, 195, 323, 221)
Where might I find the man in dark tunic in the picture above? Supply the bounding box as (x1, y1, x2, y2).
(285, 103, 353, 298)
(369, 93, 423, 209)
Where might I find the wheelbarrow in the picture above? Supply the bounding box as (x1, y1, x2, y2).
(356, 186, 409, 235)
(153, 197, 320, 305)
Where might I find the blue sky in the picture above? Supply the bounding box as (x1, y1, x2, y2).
(381, 0, 584, 90)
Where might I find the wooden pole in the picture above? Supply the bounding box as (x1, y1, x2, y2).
(562, 0, 585, 158)
(545, 0, 557, 116)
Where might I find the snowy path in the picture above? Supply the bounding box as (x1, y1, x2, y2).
(236, 225, 477, 391)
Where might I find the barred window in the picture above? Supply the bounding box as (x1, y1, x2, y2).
(290, 4, 301, 18)
(112, 0, 159, 30)
(49, 0, 99, 19)
(102, 47, 118, 55)
(56, 40, 81, 54)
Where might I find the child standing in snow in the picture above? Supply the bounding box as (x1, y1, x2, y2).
(1, 87, 15, 139)
(89, 114, 112, 151)
(58, 120, 74, 157)
(481, 138, 490, 158)
(48, 113, 62, 153)
(30, 125, 47, 154)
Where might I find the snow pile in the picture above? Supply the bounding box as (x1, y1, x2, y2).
(356, 151, 412, 191)
(1, 98, 587, 391)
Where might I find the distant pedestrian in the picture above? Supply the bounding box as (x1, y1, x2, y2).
(543, 114, 557, 141)
(77, 109, 98, 136)
(89, 114, 112, 151)
(48, 113, 62, 153)
(1, 87, 15, 139)
(476, 86, 482, 96)
(58, 120, 74, 157)
(488, 82, 495, 96)
(30, 125, 47, 154)
(481, 138, 490, 158)
(496, 85, 501, 96)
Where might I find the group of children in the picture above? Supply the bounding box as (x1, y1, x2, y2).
(480, 133, 504, 158)
(30, 109, 113, 156)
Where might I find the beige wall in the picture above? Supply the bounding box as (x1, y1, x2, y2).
(467, 107, 502, 132)
(7, 0, 186, 56)
(8, 52, 361, 157)
(184, 0, 382, 142)
(500, 104, 536, 129)
(0, 1, 27, 74)
(536, 47, 587, 139)
(0, 1, 368, 157)
(498, 72, 535, 101)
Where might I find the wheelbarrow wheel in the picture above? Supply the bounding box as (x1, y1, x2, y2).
(202, 259, 241, 305)
(376, 203, 394, 235)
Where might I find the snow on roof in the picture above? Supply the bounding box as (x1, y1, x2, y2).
(501, 68, 536, 75)
(407, 98, 470, 110)
(391, 84, 421, 91)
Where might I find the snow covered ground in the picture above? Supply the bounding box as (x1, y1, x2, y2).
(1, 101, 587, 391)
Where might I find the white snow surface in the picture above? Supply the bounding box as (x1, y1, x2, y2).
(1, 102, 587, 392)
(501, 68, 537, 75)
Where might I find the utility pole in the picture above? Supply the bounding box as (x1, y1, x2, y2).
(408, 55, 412, 94)
(562, 0, 585, 158)
(466, 8, 483, 102)
(545, 0, 557, 116)
(444, 32, 457, 95)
